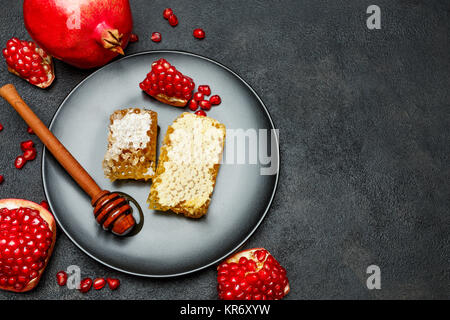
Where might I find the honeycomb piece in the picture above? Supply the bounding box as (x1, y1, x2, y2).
(103, 108, 158, 181)
(148, 113, 226, 218)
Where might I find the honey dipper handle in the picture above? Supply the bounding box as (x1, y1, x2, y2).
(0, 84, 103, 200)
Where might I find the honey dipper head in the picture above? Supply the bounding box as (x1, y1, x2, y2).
(93, 191, 135, 236)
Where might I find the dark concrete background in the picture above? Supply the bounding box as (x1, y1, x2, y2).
(0, 0, 449, 299)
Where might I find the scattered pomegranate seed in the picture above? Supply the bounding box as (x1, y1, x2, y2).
(0, 123, 3, 132)
(2, 37, 55, 88)
(168, 14, 178, 27)
(195, 110, 207, 117)
(217, 248, 290, 300)
(193, 28, 206, 39)
(93, 278, 106, 290)
(27, 127, 34, 135)
(151, 32, 162, 43)
(188, 100, 198, 111)
(106, 278, 120, 290)
(193, 92, 204, 101)
(139, 58, 195, 107)
(14, 156, 26, 169)
(20, 140, 34, 152)
(163, 8, 173, 20)
(129, 33, 139, 43)
(56, 271, 67, 286)
(79, 277, 92, 293)
(0, 175, 3, 184)
(210, 95, 222, 105)
(23, 148, 37, 161)
(199, 100, 212, 111)
(198, 85, 211, 96)
(40, 200, 50, 211)
(0, 204, 54, 292)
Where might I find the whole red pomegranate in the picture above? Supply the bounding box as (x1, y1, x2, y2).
(23, 0, 133, 69)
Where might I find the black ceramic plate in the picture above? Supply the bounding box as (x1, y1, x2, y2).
(42, 51, 279, 277)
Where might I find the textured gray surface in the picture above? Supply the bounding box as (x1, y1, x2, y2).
(0, 0, 449, 299)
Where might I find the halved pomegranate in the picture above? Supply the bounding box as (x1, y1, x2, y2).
(217, 248, 290, 300)
(139, 58, 195, 107)
(0, 199, 56, 292)
(2, 38, 55, 88)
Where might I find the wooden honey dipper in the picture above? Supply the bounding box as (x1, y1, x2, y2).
(0, 84, 136, 236)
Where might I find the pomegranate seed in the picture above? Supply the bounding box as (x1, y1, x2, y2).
(210, 95, 221, 105)
(151, 32, 162, 43)
(193, 28, 206, 39)
(129, 33, 139, 43)
(168, 14, 178, 27)
(106, 278, 120, 290)
(0, 175, 3, 184)
(163, 8, 173, 20)
(79, 277, 92, 293)
(40, 200, 50, 211)
(246, 260, 257, 271)
(195, 110, 207, 117)
(188, 100, 198, 111)
(20, 140, 34, 152)
(239, 256, 248, 264)
(199, 100, 212, 111)
(27, 127, 34, 134)
(198, 85, 211, 96)
(0, 123, 3, 131)
(193, 92, 204, 101)
(14, 156, 26, 169)
(23, 148, 37, 161)
(93, 278, 106, 290)
(255, 249, 267, 262)
(56, 271, 67, 286)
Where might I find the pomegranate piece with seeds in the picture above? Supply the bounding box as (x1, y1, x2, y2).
(139, 58, 195, 107)
(0, 175, 3, 184)
(217, 248, 290, 300)
(0, 199, 56, 292)
(2, 37, 55, 89)
(151, 32, 162, 43)
(193, 28, 206, 39)
(56, 271, 67, 286)
(0, 123, 3, 132)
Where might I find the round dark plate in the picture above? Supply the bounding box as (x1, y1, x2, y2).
(42, 51, 279, 277)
